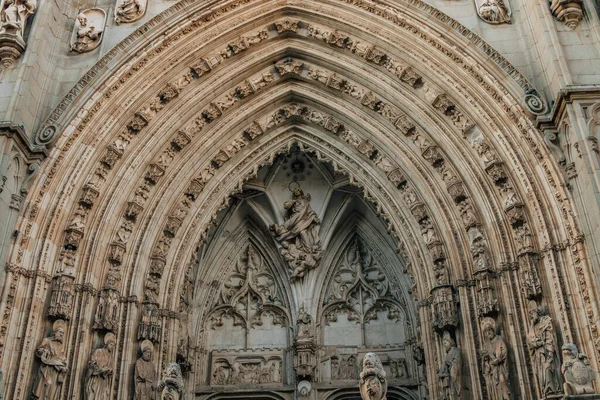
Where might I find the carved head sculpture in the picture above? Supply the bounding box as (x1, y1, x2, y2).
(527, 300, 541, 324)
(104, 332, 116, 352)
(141, 339, 153, 361)
(359, 353, 387, 400)
(52, 319, 67, 342)
(292, 188, 305, 199)
(162, 362, 184, 392)
(562, 343, 578, 361)
(442, 331, 455, 353)
(481, 317, 496, 341)
(76, 12, 88, 27)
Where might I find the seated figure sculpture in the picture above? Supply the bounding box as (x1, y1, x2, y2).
(562, 343, 596, 395)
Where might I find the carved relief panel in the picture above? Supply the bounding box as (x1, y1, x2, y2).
(210, 349, 284, 386)
(70, 8, 105, 53)
(475, 0, 512, 24)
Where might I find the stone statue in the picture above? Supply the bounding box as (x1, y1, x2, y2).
(359, 353, 387, 400)
(481, 318, 511, 400)
(526, 301, 561, 396)
(562, 344, 596, 395)
(114, 0, 146, 24)
(438, 331, 461, 400)
(70, 11, 103, 53)
(157, 363, 184, 400)
(84, 332, 116, 399)
(477, 0, 511, 24)
(32, 319, 68, 400)
(0, 0, 36, 34)
(270, 187, 323, 278)
(135, 340, 157, 400)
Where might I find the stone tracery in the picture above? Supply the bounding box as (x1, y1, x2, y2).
(0, 1, 596, 399)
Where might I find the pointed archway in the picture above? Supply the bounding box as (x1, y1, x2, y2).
(0, 1, 594, 399)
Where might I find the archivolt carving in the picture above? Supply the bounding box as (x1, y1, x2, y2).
(5, 1, 599, 398)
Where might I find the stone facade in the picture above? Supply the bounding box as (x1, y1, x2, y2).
(0, 0, 599, 399)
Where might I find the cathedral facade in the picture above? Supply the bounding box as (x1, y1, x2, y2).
(0, 0, 599, 398)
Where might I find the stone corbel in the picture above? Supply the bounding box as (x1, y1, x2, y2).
(549, 0, 584, 29)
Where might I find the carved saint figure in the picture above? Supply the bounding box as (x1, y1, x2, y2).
(114, 0, 145, 24)
(270, 187, 323, 278)
(527, 301, 561, 396)
(70, 12, 103, 53)
(478, 0, 511, 24)
(0, 0, 36, 34)
(340, 355, 358, 380)
(211, 364, 228, 385)
(157, 363, 184, 400)
(296, 307, 313, 340)
(135, 340, 157, 400)
(438, 331, 461, 400)
(390, 358, 407, 379)
(562, 344, 596, 395)
(359, 353, 387, 400)
(32, 319, 68, 400)
(84, 332, 116, 400)
(481, 318, 511, 400)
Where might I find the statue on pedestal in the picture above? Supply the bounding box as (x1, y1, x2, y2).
(32, 319, 68, 400)
(438, 331, 461, 400)
(526, 301, 561, 396)
(481, 318, 511, 400)
(84, 332, 116, 399)
(135, 340, 157, 400)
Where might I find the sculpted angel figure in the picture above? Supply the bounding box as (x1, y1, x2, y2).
(84, 332, 116, 400)
(481, 318, 511, 400)
(32, 319, 68, 400)
(271, 187, 323, 278)
(438, 331, 461, 400)
(70, 12, 103, 53)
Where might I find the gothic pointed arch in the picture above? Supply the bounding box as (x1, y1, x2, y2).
(0, 1, 595, 399)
